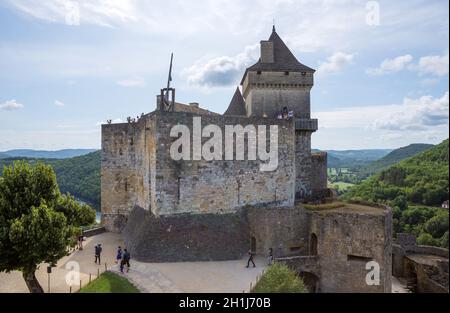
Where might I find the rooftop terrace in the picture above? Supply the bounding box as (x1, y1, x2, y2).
(301, 201, 389, 216)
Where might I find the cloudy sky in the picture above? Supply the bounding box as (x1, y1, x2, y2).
(0, 0, 448, 150)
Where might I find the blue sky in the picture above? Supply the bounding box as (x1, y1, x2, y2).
(0, 0, 448, 150)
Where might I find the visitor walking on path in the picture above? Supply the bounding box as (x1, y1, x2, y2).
(267, 248, 274, 266)
(115, 246, 122, 264)
(246, 249, 256, 268)
(120, 249, 131, 273)
(94, 243, 102, 265)
(77, 234, 84, 250)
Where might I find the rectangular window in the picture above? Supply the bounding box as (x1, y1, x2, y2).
(347, 255, 373, 262)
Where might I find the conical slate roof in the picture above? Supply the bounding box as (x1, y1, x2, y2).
(224, 87, 247, 116)
(241, 28, 315, 84)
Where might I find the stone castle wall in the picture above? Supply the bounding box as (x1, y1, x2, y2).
(123, 204, 311, 262)
(123, 202, 393, 294)
(307, 205, 392, 293)
(247, 205, 310, 257)
(153, 111, 296, 216)
(101, 111, 319, 231)
(101, 121, 151, 232)
(311, 152, 328, 194)
(392, 234, 449, 293)
(123, 206, 250, 262)
(295, 131, 312, 199)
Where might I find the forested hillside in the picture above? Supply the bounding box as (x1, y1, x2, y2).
(344, 139, 449, 247)
(0, 151, 101, 208)
(358, 143, 434, 178)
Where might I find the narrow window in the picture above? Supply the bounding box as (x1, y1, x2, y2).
(347, 255, 373, 262)
(177, 177, 181, 202)
(310, 233, 318, 256)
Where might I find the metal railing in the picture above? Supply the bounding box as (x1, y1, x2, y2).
(295, 118, 318, 131)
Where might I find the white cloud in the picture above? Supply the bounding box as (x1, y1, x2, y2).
(6, 0, 137, 28)
(313, 92, 449, 149)
(0, 99, 24, 110)
(367, 53, 449, 77)
(116, 77, 146, 87)
(184, 44, 259, 88)
(315, 92, 449, 132)
(373, 92, 449, 131)
(366, 54, 414, 75)
(4, 0, 448, 52)
(417, 53, 449, 77)
(54, 100, 65, 107)
(316, 52, 354, 76)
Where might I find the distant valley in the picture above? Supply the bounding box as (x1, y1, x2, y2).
(0, 149, 97, 159)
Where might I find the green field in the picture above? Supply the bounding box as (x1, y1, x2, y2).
(328, 168, 351, 175)
(329, 181, 355, 193)
(78, 272, 140, 293)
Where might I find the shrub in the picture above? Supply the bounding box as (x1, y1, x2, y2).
(417, 233, 440, 246)
(251, 263, 308, 293)
(424, 211, 449, 238)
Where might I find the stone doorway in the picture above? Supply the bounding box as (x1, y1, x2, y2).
(299, 271, 320, 293)
(310, 233, 318, 256)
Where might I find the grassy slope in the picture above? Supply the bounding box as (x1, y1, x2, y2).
(78, 272, 140, 293)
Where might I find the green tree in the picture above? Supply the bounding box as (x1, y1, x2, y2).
(252, 263, 308, 293)
(0, 161, 96, 293)
(424, 211, 449, 239)
(417, 233, 440, 246)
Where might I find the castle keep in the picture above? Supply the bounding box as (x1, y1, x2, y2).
(101, 28, 392, 293)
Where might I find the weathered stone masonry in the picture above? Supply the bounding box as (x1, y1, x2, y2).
(102, 111, 299, 231)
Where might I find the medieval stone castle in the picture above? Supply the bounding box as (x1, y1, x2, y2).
(101, 28, 393, 292)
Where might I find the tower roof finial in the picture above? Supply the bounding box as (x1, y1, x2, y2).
(272, 19, 276, 32)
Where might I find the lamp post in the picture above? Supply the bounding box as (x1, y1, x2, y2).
(46, 266, 52, 293)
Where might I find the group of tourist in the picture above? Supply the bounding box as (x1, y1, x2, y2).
(277, 106, 294, 120)
(93, 243, 131, 274)
(93, 242, 273, 272)
(115, 246, 131, 273)
(246, 247, 274, 268)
